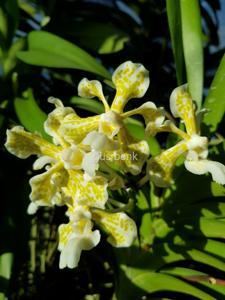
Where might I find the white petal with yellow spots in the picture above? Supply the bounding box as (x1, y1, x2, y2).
(92, 209, 137, 247)
(58, 217, 100, 269)
(148, 141, 188, 187)
(111, 61, 150, 113)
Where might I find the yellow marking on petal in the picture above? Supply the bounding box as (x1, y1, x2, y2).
(59, 113, 100, 144)
(170, 85, 197, 136)
(104, 140, 149, 175)
(5, 126, 60, 159)
(58, 222, 74, 247)
(65, 170, 108, 209)
(92, 209, 137, 247)
(111, 61, 150, 113)
(148, 141, 188, 187)
(29, 162, 68, 207)
(45, 98, 74, 146)
(78, 78, 110, 111)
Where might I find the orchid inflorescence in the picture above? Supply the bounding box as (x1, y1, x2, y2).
(5, 61, 225, 269)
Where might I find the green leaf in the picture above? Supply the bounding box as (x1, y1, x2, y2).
(124, 120, 160, 156)
(70, 96, 104, 114)
(3, 38, 25, 76)
(63, 21, 129, 54)
(199, 217, 225, 238)
(0, 252, 13, 299)
(203, 54, 225, 132)
(17, 31, 111, 79)
(161, 267, 225, 297)
(136, 190, 153, 246)
(14, 89, 49, 139)
(180, 0, 203, 109)
(123, 267, 214, 300)
(166, 0, 185, 85)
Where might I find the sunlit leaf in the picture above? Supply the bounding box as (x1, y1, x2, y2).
(122, 266, 214, 300)
(0, 252, 13, 300)
(203, 54, 225, 132)
(180, 0, 203, 109)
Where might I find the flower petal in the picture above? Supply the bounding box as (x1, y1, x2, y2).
(122, 102, 165, 136)
(65, 170, 108, 209)
(29, 163, 68, 209)
(82, 130, 118, 151)
(148, 141, 188, 187)
(45, 97, 75, 146)
(59, 113, 100, 144)
(5, 126, 59, 159)
(99, 111, 122, 138)
(104, 140, 149, 175)
(111, 61, 150, 113)
(82, 150, 101, 179)
(92, 209, 137, 247)
(184, 159, 225, 185)
(78, 78, 109, 111)
(61, 145, 84, 170)
(58, 219, 100, 269)
(170, 84, 197, 136)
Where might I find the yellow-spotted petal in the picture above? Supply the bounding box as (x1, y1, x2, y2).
(92, 209, 137, 247)
(78, 78, 109, 111)
(59, 113, 100, 144)
(5, 126, 59, 159)
(45, 97, 74, 146)
(29, 163, 68, 209)
(170, 85, 197, 136)
(58, 218, 100, 269)
(125, 140, 150, 175)
(148, 141, 188, 187)
(104, 140, 149, 175)
(99, 111, 122, 138)
(61, 145, 85, 170)
(111, 61, 150, 113)
(65, 170, 108, 209)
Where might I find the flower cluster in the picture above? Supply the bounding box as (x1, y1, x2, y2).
(5, 61, 225, 268)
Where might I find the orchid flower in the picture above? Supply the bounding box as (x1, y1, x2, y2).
(148, 85, 225, 187)
(58, 204, 137, 269)
(5, 99, 108, 214)
(68, 61, 165, 174)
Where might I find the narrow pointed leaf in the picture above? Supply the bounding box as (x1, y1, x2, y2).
(180, 0, 203, 109)
(166, 0, 185, 85)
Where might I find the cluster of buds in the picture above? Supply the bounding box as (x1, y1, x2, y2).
(5, 61, 225, 268)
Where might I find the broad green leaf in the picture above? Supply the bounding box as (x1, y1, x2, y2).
(161, 267, 225, 297)
(70, 96, 104, 114)
(17, 31, 111, 79)
(193, 239, 225, 261)
(123, 267, 214, 300)
(166, 0, 185, 85)
(199, 217, 225, 238)
(203, 54, 225, 132)
(155, 242, 225, 272)
(14, 89, 49, 140)
(180, 0, 203, 109)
